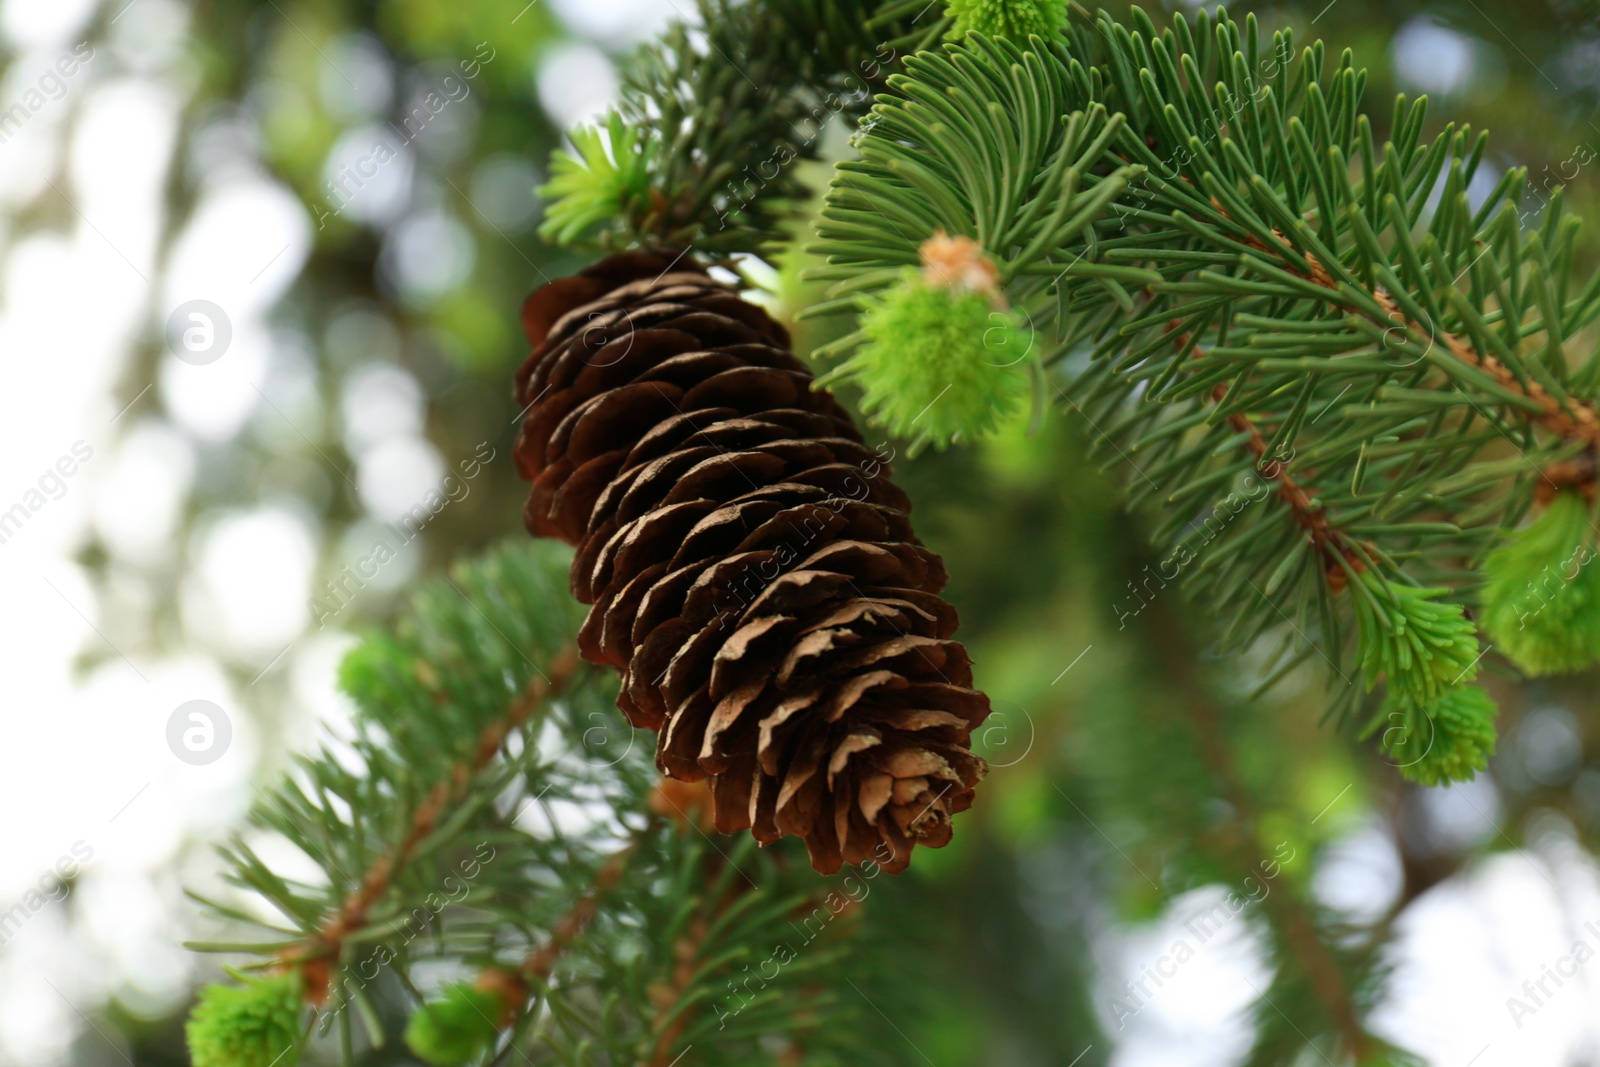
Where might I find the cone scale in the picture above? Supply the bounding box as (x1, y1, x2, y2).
(513, 252, 991, 873)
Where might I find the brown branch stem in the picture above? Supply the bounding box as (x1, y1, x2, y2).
(523, 828, 649, 982)
(1236, 216, 1600, 452)
(1169, 322, 1365, 591)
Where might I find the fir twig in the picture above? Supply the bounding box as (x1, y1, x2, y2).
(1230, 212, 1600, 452)
(1171, 320, 1365, 590)
(282, 650, 581, 1001)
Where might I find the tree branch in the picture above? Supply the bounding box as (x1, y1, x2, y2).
(286, 648, 581, 1002)
(1237, 215, 1600, 452)
(1168, 321, 1366, 592)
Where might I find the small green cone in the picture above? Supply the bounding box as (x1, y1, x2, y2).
(1352, 569, 1481, 706)
(404, 983, 509, 1067)
(186, 972, 303, 1067)
(828, 270, 1031, 452)
(945, 0, 1068, 40)
(1481, 491, 1600, 676)
(1364, 683, 1498, 786)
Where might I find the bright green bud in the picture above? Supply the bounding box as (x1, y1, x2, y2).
(827, 233, 1031, 452)
(1352, 570, 1481, 706)
(186, 972, 302, 1067)
(1364, 683, 1498, 786)
(945, 0, 1067, 41)
(1481, 491, 1600, 676)
(404, 983, 509, 1067)
(538, 112, 655, 245)
(832, 274, 1030, 452)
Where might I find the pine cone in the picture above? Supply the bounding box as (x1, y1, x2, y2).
(513, 252, 990, 873)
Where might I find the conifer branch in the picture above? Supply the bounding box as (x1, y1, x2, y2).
(286, 650, 580, 1001)
(521, 825, 644, 983)
(1232, 216, 1600, 454)
(806, 18, 1540, 742)
(1171, 320, 1364, 591)
(190, 543, 905, 1067)
(424, 820, 652, 1056)
(184, 4, 1600, 1064)
(538, 0, 925, 254)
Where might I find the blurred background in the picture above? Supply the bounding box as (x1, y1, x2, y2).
(4, 0, 1600, 1064)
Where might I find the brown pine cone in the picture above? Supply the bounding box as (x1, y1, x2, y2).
(512, 252, 990, 874)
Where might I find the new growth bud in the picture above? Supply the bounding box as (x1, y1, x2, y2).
(1481, 490, 1600, 676)
(822, 231, 1032, 452)
(1352, 569, 1482, 708)
(186, 972, 303, 1067)
(944, 0, 1069, 42)
(1365, 683, 1498, 785)
(404, 975, 523, 1067)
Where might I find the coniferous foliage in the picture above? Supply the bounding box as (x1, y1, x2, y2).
(182, 3, 1600, 1065)
(538, 0, 939, 255)
(188, 543, 909, 1066)
(807, 13, 1600, 768)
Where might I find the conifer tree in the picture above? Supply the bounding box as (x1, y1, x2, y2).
(183, 2, 1600, 1064)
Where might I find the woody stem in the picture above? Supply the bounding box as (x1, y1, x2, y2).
(1168, 323, 1365, 589)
